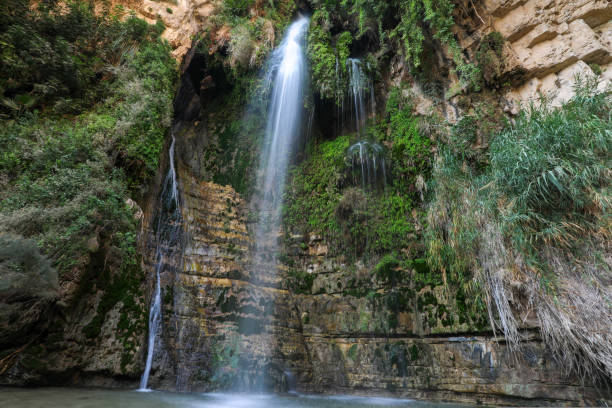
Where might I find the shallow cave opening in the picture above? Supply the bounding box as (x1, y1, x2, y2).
(312, 94, 339, 141)
(295, 0, 313, 16)
(173, 47, 233, 123)
(349, 30, 379, 59)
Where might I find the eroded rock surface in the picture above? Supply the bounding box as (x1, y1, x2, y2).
(2, 1, 610, 405)
(484, 0, 612, 108)
(133, 1, 612, 404)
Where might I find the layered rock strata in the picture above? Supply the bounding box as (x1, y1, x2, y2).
(137, 136, 608, 404)
(142, 160, 310, 391)
(483, 0, 612, 108)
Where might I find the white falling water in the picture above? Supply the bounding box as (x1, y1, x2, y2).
(344, 59, 385, 190)
(254, 17, 309, 251)
(139, 258, 162, 391)
(139, 136, 181, 391)
(345, 58, 374, 137)
(347, 141, 386, 190)
(241, 16, 308, 389)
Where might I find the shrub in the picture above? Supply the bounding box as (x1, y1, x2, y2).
(476, 32, 505, 86)
(0, 235, 59, 348)
(384, 88, 432, 183)
(426, 81, 612, 382)
(372, 253, 401, 285)
(490, 84, 610, 248)
(0, 235, 58, 301)
(222, 0, 254, 18)
(0, 0, 165, 117)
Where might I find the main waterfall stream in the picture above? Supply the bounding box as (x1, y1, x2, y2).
(238, 16, 309, 389)
(253, 16, 308, 252)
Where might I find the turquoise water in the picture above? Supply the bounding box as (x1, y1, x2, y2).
(0, 388, 475, 407)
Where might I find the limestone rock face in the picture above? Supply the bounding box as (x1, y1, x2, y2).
(138, 172, 607, 403)
(131, 2, 612, 403)
(101, 0, 221, 62)
(140, 161, 310, 391)
(482, 0, 612, 108)
(133, 123, 607, 403)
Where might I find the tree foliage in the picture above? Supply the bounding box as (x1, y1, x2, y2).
(0, 0, 176, 284)
(0, 0, 166, 116)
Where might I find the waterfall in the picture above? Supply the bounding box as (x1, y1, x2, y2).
(257, 17, 309, 220)
(347, 141, 386, 190)
(253, 16, 308, 254)
(344, 59, 385, 190)
(139, 136, 181, 391)
(243, 16, 309, 389)
(345, 58, 374, 136)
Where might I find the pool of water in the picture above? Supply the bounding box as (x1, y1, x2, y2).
(0, 388, 475, 408)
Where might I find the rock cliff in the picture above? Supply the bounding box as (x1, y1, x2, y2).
(1, 0, 610, 406)
(122, 0, 612, 108)
(135, 0, 611, 404)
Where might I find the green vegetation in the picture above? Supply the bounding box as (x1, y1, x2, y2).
(287, 268, 316, 294)
(0, 235, 58, 301)
(285, 134, 349, 241)
(209, 330, 241, 389)
(347, 343, 358, 360)
(208, 0, 295, 72)
(372, 254, 401, 285)
(0, 0, 176, 357)
(491, 87, 610, 250)
(384, 87, 433, 183)
(0, 0, 166, 117)
(589, 63, 603, 76)
(82, 232, 145, 342)
(306, 0, 484, 98)
(475, 32, 505, 86)
(307, 12, 341, 100)
(285, 85, 431, 259)
(427, 81, 611, 380)
(0, 235, 59, 347)
(191, 66, 266, 195)
(284, 85, 439, 325)
(223, 0, 254, 17)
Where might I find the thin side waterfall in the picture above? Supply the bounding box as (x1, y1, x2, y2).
(347, 141, 386, 190)
(345, 58, 374, 136)
(344, 59, 385, 190)
(245, 16, 309, 388)
(139, 136, 181, 391)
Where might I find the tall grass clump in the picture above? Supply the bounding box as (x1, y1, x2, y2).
(427, 80, 611, 383)
(490, 83, 610, 249)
